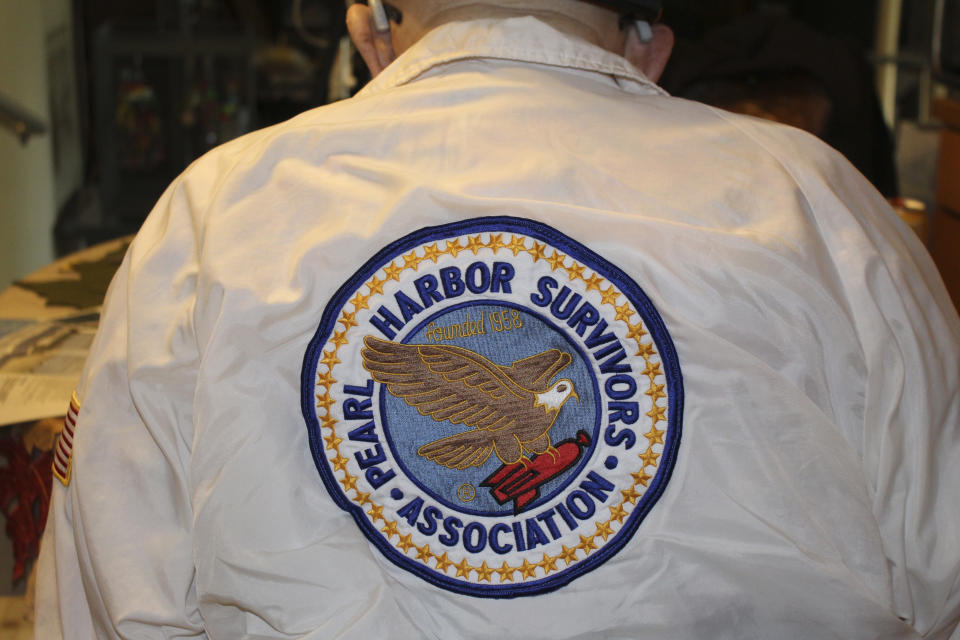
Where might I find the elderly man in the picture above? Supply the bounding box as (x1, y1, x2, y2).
(37, 0, 959, 638)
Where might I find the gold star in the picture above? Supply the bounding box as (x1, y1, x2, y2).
(518, 559, 538, 579)
(496, 561, 516, 582)
(416, 544, 433, 563)
(445, 239, 464, 257)
(367, 504, 385, 523)
(546, 250, 566, 270)
(641, 361, 662, 382)
(466, 234, 484, 255)
(645, 383, 666, 402)
(595, 521, 614, 541)
(434, 552, 453, 573)
(646, 404, 667, 423)
(538, 554, 559, 574)
(584, 273, 604, 292)
(454, 558, 473, 578)
(331, 330, 348, 347)
(635, 342, 656, 358)
(475, 561, 494, 582)
(321, 414, 337, 430)
(507, 235, 527, 256)
(380, 520, 399, 538)
(526, 241, 547, 262)
(316, 370, 336, 388)
(615, 302, 634, 323)
(324, 432, 342, 450)
(558, 545, 579, 565)
(422, 243, 442, 263)
(600, 286, 619, 306)
(331, 454, 349, 472)
(354, 490, 371, 506)
(565, 261, 585, 281)
(608, 504, 628, 524)
(315, 393, 335, 411)
(645, 425, 665, 445)
(578, 534, 598, 553)
(339, 310, 358, 330)
(640, 447, 660, 467)
(340, 473, 358, 492)
(486, 233, 506, 253)
(631, 469, 652, 487)
(626, 322, 647, 343)
(396, 533, 415, 553)
(621, 487, 641, 505)
(402, 250, 422, 270)
(350, 291, 370, 311)
(383, 262, 403, 281)
(367, 276, 385, 296)
(321, 350, 341, 369)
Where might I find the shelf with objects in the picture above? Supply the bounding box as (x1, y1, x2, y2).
(91, 25, 257, 241)
(55, 0, 351, 254)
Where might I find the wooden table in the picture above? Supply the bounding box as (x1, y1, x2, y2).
(933, 97, 960, 311)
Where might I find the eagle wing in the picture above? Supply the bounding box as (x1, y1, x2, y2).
(501, 349, 572, 392)
(361, 336, 527, 431)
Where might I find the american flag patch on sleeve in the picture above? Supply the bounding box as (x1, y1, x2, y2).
(52, 392, 81, 486)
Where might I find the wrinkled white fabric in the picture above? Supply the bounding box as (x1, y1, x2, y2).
(37, 16, 960, 640)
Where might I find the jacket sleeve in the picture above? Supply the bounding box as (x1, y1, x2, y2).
(850, 190, 960, 640)
(35, 173, 206, 639)
(731, 115, 960, 638)
(807, 141, 960, 639)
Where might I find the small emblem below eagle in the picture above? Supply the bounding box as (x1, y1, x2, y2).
(361, 335, 579, 469)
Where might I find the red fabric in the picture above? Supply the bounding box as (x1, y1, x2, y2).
(0, 435, 53, 583)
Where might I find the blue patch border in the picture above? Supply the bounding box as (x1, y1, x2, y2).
(301, 216, 684, 599)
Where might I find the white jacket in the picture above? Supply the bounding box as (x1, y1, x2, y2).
(37, 15, 960, 640)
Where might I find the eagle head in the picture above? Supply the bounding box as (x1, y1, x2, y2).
(534, 378, 579, 412)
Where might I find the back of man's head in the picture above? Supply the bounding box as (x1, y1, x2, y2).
(347, 0, 673, 81)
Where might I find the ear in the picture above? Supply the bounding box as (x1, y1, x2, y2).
(346, 3, 396, 77)
(622, 23, 674, 83)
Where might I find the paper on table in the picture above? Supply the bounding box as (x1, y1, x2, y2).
(0, 315, 98, 426)
(0, 237, 129, 427)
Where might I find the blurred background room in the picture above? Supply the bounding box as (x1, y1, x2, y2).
(0, 0, 959, 634)
(2, 0, 960, 293)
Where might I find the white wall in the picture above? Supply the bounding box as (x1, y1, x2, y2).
(0, 0, 74, 290)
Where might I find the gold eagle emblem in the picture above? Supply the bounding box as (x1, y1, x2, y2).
(361, 336, 579, 469)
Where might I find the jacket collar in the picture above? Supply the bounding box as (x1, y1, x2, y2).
(358, 15, 668, 97)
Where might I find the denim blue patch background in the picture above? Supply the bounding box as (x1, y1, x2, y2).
(380, 300, 601, 517)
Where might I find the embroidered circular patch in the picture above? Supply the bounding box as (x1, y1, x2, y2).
(302, 217, 682, 598)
